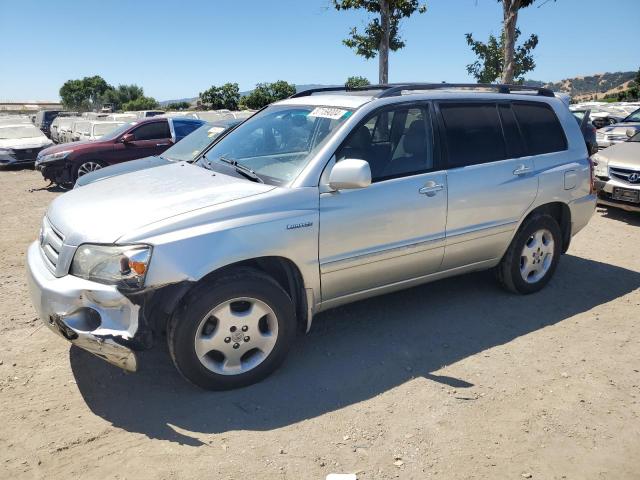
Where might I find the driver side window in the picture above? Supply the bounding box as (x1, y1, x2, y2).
(336, 105, 434, 182)
(132, 121, 171, 141)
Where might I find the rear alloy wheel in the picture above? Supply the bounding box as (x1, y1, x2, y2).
(76, 161, 105, 178)
(168, 268, 296, 390)
(497, 213, 562, 294)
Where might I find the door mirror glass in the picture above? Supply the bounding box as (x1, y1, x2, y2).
(329, 159, 371, 190)
(121, 133, 135, 143)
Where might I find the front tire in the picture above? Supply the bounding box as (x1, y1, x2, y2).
(74, 160, 106, 181)
(497, 213, 562, 294)
(168, 268, 297, 390)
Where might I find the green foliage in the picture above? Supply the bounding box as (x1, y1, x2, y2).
(199, 83, 240, 110)
(122, 96, 159, 111)
(59, 75, 112, 110)
(239, 81, 296, 110)
(333, 1, 426, 59)
(167, 101, 191, 110)
(465, 29, 538, 83)
(345, 76, 371, 88)
(101, 84, 145, 111)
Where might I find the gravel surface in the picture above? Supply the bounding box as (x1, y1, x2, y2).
(1, 168, 639, 479)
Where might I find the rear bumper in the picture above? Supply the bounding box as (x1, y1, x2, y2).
(568, 193, 597, 236)
(26, 241, 139, 371)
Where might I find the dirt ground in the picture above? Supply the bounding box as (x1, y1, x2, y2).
(1, 168, 639, 480)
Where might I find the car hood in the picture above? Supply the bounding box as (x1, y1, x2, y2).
(39, 139, 102, 156)
(597, 142, 640, 169)
(47, 162, 274, 245)
(74, 155, 171, 187)
(0, 136, 52, 149)
(599, 122, 640, 135)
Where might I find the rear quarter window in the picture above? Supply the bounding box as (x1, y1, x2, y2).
(512, 102, 567, 155)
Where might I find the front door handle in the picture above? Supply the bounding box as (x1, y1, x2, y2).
(419, 183, 444, 197)
(513, 165, 532, 176)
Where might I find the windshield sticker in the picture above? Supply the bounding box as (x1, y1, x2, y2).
(207, 126, 225, 137)
(308, 107, 348, 120)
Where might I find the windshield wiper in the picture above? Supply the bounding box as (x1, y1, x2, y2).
(218, 156, 264, 183)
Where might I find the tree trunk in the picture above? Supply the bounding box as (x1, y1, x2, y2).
(501, 0, 519, 84)
(379, 0, 390, 84)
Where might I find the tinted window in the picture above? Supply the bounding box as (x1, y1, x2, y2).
(512, 102, 567, 155)
(440, 103, 506, 167)
(173, 120, 202, 139)
(132, 121, 170, 140)
(337, 106, 433, 182)
(498, 104, 526, 158)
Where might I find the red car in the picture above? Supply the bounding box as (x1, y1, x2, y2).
(35, 116, 204, 186)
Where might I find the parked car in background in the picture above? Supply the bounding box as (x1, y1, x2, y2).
(596, 107, 640, 149)
(75, 118, 242, 187)
(70, 120, 91, 142)
(135, 110, 165, 118)
(0, 123, 53, 167)
(34, 110, 62, 138)
(593, 129, 640, 212)
(571, 109, 598, 155)
(55, 117, 80, 144)
(49, 112, 79, 143)
(26, 83, 595, 390)
(35, 116, 205, 185)
(76, 121, 126, 142)
(106, 113, 137, 122)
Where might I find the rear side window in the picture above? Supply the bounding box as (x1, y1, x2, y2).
(132, 121, 170, 140)
(498, 104, 526, 159)
(439, 103, 506, 168)
(512, 102, 567, 155)
(173, 120, 201, 139)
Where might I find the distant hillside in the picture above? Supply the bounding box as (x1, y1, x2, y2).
(525, 71, 637, 100)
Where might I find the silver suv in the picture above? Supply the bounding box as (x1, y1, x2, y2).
(26, 83, 596, 390)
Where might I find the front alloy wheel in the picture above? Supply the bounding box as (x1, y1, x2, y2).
(168, 268, 296, 390)
(76, 161, 104, 177)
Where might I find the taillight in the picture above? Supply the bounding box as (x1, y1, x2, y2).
(588, 157, 596, 194)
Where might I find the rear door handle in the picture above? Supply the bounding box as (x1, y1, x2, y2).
(419, 183, 444, 196)
(513, 165, 532, 176)
(156, 143, 170, 146)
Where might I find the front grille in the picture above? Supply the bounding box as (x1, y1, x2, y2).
(609, 166, 640, 185)
(39, 217, 64, 272)
(12, 147, 44, 162)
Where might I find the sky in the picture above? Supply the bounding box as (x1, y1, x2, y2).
(0, 0, 638, 102)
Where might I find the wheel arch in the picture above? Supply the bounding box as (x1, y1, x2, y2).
(521, 201, 572, 253)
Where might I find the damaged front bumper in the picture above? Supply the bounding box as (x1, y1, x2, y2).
(26, 241, 140, 371)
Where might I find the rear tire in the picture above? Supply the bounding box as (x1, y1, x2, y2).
(168, 268, 296, 390)
(497, 213, 562, 294)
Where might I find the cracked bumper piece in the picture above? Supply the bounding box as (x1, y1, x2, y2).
(26, 241, 139, 371)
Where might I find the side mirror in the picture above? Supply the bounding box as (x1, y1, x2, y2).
(329, 159, 372, 190)
(121, 133, 135, 143)
(626, 128, 636, 138)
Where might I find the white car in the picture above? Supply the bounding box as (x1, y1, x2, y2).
(77, 121, 126, 141)
(596, 107, 640, 149)
(0, 123, 53, 167)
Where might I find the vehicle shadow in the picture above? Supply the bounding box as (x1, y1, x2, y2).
(597, 205, 640, 227)
(70, 254, 640, 445)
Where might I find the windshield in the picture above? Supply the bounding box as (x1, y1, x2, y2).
(623, 108, 640, 123)
(162, 123, 229, 162)
(93, 122, 123, 137)
(200, 105, 352, 184)
(99, 121, 136, 141)
(0, 125, 45, 139)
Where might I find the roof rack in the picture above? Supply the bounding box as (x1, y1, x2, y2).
(291, 83, 555, 99)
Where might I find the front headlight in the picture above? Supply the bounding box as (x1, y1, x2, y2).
(36, 150, 72, 166)
(592, 154, 608, 177)
(0, 148, 13, 155)
(70, 244, 152, 290)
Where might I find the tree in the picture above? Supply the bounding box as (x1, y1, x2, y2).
(465, 28, 538, 83)
(345, 76, 371, 88)
(101, 84, 145, 111)
(59, 75, 112, 110)
(333, 1, 427, 84)
(167, 101, 191, 110)
(122, 96, 159, 111)
(238, 81, 297, 110)
(199, 83, 240, 110)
